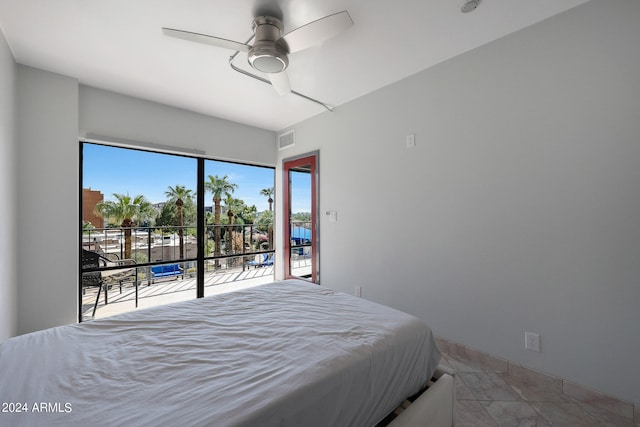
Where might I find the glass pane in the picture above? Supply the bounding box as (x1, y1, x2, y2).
(82, 143, 197, 321)
(289, 168, 312, 279)
(203, 160, 275, 297)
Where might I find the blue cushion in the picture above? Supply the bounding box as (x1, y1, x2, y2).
(151, 264, 183, 277)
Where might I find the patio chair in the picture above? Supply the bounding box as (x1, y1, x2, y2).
(102, 256, 138, 296)
(263, 253, 274, 266)
(81, 249, 105, 318)
(82, 250, 139, 318)
(246, 253, 269, 268)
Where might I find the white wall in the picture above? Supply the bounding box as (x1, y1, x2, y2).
(0, 27, 17, 341)
(79, 86, 276, 166)
(16, 65, 79, 335)
(278, 0, 640, 404)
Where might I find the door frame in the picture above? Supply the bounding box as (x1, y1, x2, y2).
(283, 151, 319, 283)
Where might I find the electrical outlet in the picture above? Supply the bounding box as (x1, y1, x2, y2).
(525, 332, 541, 352)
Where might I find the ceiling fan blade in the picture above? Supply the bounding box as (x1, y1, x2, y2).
(282, 11, 353, 53)
(267, 71, 291, 96)
(162, 27, 251, 52)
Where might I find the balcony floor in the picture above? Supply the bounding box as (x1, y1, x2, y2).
(82, 265, 275, 320)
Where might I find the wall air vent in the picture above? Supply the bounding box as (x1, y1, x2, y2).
(278, 129, 295, 150)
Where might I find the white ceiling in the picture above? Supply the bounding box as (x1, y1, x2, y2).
(0, 0, 590, 131)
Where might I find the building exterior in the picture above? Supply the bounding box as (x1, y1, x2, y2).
(83, 188, 104, 228)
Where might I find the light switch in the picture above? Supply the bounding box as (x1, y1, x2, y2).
(406, 134, 416, 148)
(326, 211, 338, 222)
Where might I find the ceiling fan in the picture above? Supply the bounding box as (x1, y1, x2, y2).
(162, 10, 353, 106)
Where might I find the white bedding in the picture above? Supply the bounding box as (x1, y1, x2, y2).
(0, 279, 440, 426)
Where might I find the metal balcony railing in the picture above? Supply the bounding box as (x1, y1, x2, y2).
(81, 223, 276, 320)
(82, 223, 274, 279)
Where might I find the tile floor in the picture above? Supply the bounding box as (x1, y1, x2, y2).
(438, 344, 639, 426)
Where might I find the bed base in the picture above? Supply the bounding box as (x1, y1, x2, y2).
(387, 365, 455, 427)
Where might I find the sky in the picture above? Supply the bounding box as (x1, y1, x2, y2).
(83, 143, 310, 212)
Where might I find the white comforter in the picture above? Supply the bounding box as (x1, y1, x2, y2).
(0, 279, 440, 426)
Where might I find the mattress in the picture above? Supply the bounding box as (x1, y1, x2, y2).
(0, 279, 441, 426)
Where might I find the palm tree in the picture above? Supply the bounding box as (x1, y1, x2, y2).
(260, 187, 275, 249)
(94, 193, 155, 259)
(204, 175, 237, 258)
(165, 185, 194, 260)
(222, 196, 253, 254)
(260, 187, 274, 212)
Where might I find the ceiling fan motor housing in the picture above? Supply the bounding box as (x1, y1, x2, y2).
(248, 16, 289, 73)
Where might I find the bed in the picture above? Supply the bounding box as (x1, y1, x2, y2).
(0, 279, 453, 426)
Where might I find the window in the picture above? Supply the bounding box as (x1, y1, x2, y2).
(80, 142, 274, 321)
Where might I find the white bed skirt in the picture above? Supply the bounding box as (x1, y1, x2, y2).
(388, 365, 455, 427)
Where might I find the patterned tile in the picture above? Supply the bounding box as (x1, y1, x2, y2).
(455, 375, 477, 400)
(440, 344, 640, 427)
(438, 353, 455, 371)
(503, 374, 569, 403)
(447, 355, 484, 372)
(508, 363, 562, 393)
(578, 401, 638, 427)
(458, 372, 521, 401)
(441, 345, 508, 373)
(447, 351, 507, 374)
(446, 353, 488, 373)
(436, 337, 465, 358)
(482, 401, 551, 426)
(531, 402, 602, 426)
(563, 380, 634, 421)
(464, 347, 509, 373)
(455, 399, 498, 426)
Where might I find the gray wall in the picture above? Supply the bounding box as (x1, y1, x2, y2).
(0, 27, 17, 341)
(16, 66, 79, 334)
(79, 86, 276, 165)
(5, 0, 639, 406)
(277, 0, 640, 404)
(12, 76, 276, 336)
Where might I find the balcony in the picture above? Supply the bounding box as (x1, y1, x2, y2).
(81, 261, 277, 320)
(81, 224, 293, 320)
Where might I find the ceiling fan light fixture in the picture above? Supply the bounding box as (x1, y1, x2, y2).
(248, 45, 289, 73)
(248, 15, 289, 73)
(461, 0, 480, 13)
(162, 10, 352, 104)
(251, 16, 284, 39)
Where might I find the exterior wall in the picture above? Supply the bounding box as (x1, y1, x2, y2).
(82, 188, 104, 228)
